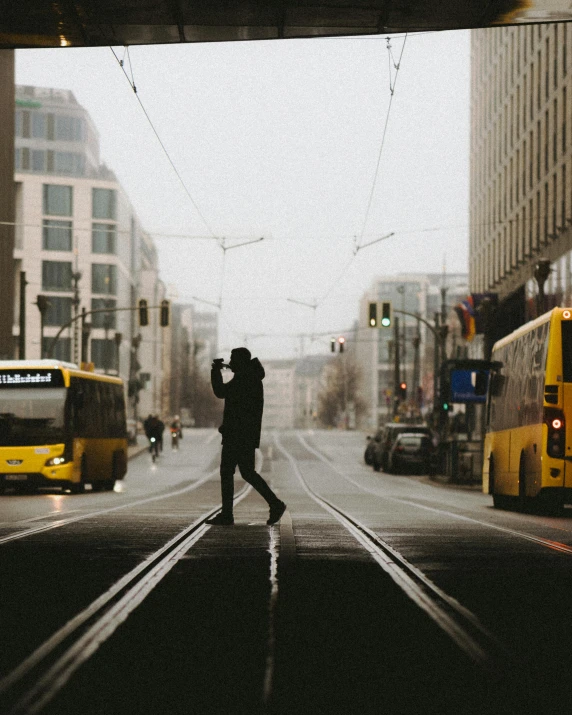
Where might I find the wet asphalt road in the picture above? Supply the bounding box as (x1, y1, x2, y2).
(2, 429, 572, 714)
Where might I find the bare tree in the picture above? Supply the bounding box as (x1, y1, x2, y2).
(317, 356, 367, 428)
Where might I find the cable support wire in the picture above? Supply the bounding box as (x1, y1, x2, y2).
(109, 46, 218, 239)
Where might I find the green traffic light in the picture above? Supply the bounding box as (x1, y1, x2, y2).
(381, 317, 390, 327)
(443, 403, 449, 411)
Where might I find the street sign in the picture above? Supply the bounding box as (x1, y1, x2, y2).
(449, 369, 488, 403)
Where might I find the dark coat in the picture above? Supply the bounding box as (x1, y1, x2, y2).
(211, 358, 265, 448)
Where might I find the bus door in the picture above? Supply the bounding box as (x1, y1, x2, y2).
(562, 382, 572, 487)
(560, 318, 572, 487)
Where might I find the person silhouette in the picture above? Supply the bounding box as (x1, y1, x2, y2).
(207, 347, 286, 526)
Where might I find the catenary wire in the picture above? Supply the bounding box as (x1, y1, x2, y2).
(109, 46, 218, 239)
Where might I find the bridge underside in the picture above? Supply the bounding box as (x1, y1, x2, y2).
(1, 1, 571, 49)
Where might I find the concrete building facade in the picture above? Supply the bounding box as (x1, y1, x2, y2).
(470, 24, 572, 336)
(12, 85, 169, 420)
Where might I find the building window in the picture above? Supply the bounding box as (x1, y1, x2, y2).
(19, 148, 30, 171)
(46, 113, 55, 141)
(43, 220, 72, 251)
(32, 150, 45, 172)
(56, 115, 84, 141)
(92, 264, 117, 295)
(92, 223, 117, 254)
(90, 339, 117, 371)
(92, 188, 117, 220)
(43, 184, 72, 216)
(43, 296, 73, 326)
(91, 298, 117, 329)
(32, 113, 45, 138)
(42, 337, 70, 362)
(42, 261, 73, 291)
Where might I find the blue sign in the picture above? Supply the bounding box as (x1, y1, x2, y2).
(449, 369, 488, 403)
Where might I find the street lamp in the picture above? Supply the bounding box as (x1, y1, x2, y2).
(36, 295, 51, 359)
(114, 332, 123, 375)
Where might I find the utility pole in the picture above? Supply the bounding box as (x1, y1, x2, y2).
(393, 316, 400, 418)
(19, 271, 27, 359)
(114, 332, 123, 374)
(412, 316, 421, 410)
(433, 313, 441, 415)
(71, 271, 82, 365)
(36, 296, 50, 359)
(81, 307, 91, 364)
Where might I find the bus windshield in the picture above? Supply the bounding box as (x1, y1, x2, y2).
(0, 388, 67, 446)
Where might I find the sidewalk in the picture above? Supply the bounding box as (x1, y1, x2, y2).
(128, 442, 148, 461)
(424, 473, 482, 491)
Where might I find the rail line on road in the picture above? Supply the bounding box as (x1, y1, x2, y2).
(0, 486, 253, 715)
(275, 434, 509, 669)
(297, 434, 572, 557)
(0, 469, 221, 547)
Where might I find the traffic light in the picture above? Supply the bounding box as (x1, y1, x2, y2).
(399, 381, 407, 399)
(138, 299, 148, 327)
(338, 336, 345, 353)
(381, 301, 392, 327)
(368, 302, 378, 328)
(160, 299, 170, 327)
(331, 338, 336, 353)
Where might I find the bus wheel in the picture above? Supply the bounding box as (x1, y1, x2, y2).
(70, 456, 87, 494)
(490, 458, 508, 509)
(518, 452, 530, 512)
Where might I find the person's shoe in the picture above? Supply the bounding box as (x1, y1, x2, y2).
(267, 500, 287, 525)
(206, 513, 234, 526)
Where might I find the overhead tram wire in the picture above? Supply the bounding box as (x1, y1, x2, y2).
(109, 46, 218, 239)
(314, 35, 408, 309)
(357, 33, 407, 247)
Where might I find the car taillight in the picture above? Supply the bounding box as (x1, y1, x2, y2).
(544, 407, 566, 458)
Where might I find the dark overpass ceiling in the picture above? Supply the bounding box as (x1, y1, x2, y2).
(1, 1, 572, 49)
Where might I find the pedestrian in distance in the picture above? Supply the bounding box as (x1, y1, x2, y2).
(207, 347, 286, 526)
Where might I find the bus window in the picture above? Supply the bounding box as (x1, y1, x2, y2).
(561, 321, 572, 382)
(0, 387, 67, 446)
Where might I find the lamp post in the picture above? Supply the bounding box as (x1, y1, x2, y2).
(103, 301, 114, 374)
(36, 295, 50, 359)
(81, 306, 91, 365)
(114, 332, 123, 375)
(71, 271, 82, 365)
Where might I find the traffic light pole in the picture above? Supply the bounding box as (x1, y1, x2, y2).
(45, 303, 167, 359)
(393, 316, 400, 418)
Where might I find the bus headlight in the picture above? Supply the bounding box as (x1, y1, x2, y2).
(45, 456, 67, 466)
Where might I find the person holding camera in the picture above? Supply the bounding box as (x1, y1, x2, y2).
(207, 347, 286, 526)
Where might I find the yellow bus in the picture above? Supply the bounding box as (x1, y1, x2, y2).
(483, 307, 572, 512)
(0, 360, 127, 494)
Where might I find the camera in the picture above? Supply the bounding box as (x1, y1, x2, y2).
(213, 358, 230, 369)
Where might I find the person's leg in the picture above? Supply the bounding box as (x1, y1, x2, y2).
(219, 442, 237, 517)
(237, 446, 281, 506)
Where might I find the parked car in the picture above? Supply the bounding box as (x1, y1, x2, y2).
(364, 430, 382, 465)
(372, 423, 433, 472)
(386, 432, 435, 474)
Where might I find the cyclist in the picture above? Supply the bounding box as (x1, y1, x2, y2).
(145, 415, 162, 462)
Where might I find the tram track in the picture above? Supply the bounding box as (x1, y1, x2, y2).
(0, 486, 253, 715)
(275, 433, 510, 670)
(297, 433, 572, 557)
(0, 469, 220, 546)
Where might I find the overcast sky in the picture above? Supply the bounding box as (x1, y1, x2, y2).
(16, 30, 470, 359)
